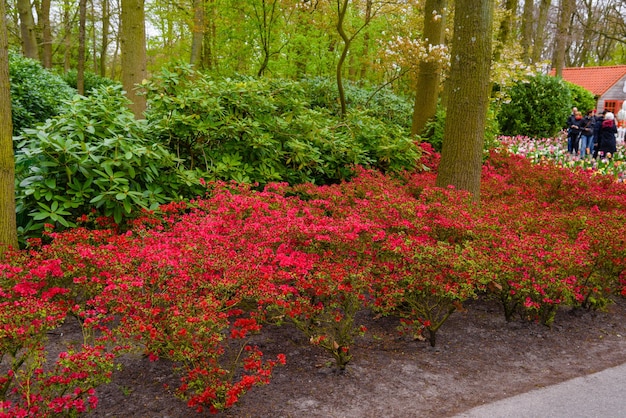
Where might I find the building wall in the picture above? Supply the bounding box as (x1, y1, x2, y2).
(597, 75, 626, 114)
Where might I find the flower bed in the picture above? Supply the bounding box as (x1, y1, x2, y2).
(2, 146, 626, 415)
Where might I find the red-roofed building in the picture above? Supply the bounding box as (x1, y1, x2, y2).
(549, 65, 626, 115)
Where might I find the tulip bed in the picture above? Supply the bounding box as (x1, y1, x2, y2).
(500, 134, 626, 182)
(2, 144, 626, 416)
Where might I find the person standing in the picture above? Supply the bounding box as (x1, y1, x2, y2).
(567, 110, 584, 155)
(580, 109, 596, 158)
(566, 106, 578, 129)
(597, 111, 618, 159)
(593, 110, 606, 159)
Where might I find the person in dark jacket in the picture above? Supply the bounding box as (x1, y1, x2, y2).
(565, 106, 578, 130)
(597, 111, 618, 158)
(580, 109, 596, 158)
(593, 111, 606, 159)
(567, 110, 584, 155)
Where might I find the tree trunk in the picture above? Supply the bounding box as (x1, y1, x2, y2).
(202, 0, 217, 70)
(574, 0, 595, 67)
(190, 0, 204, 67)
(253, 0, 279, 77)
(552, 0, 575, 76)
(411, 0, 447, 136)
(100, 0, 110, 77)
(435, 0, 494, 201)
(120, 0, 147, 118)
(0, 2, 19, 255)
(519, 0, 534, 63)
(17, 0, 40, 60)
(532, 0, 550, 64)
(63, 0, 72, 71)
(39, 0, 52, 67)
(203, 9, 216, 70)
(335, 0, 350, 118)
(91, 0, 98, 73)
(493, 0, 517, 62)
(359, 0, 372, 80)
(78, 0, 87, 95)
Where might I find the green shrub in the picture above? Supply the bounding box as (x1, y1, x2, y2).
(497, 74, 572, 138)
(299, 77, 414, 128)
(9, 51, 75, 134)
(144, 63, 420, 186)
(564, 81, 596, 114)
(14, 85, 203, 239)
(61, 69, 120, 95)
(419, 102, 500, 154)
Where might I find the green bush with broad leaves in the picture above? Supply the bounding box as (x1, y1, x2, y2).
(564, 81, 596, 114)
(9, 51, 75, 135)
(299, 77, 414, 129)
(61, 69, 120, 95)
(497, 74, 572, 138)
(143, 63, 420, 185)
(14, 85, 204, 239)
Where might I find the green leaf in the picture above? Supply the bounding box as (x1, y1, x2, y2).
(44, 178, 56, 189)
(32, 212, 51, 221)
(113, 206, 122, 224)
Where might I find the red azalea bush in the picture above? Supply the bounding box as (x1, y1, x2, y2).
(2, 147, 626, 415)
(0, 248, 116, 417)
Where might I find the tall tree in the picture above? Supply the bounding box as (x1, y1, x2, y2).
(120, 0, 147, 118)
(531, 0, 551, 64)
(333, 0, 377, 117)
(435, 0, 494, 201)
(249, 0, 297, 77)
(520, 0, 533, 63)
(493, 0, 517, 62)
(17, 0, 40, 60)
(100, 0, 111, 77)
(410, 0, 447, 136)
(552, 0, 575, 76)
(38, 0, 53, 68)
(358, 0, 373, 79)
(190, 0, 205, 67)
(0, 0, 19, 254)
(335, 0, 352, 117)
(62, 0, 79, 71)
(77, 0, 88, 94)
(203, 0, 217, 70)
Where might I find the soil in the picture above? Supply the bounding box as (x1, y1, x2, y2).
(73, 296, 626, 418)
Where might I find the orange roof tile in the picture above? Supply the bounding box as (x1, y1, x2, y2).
(549, 65, 626, 96)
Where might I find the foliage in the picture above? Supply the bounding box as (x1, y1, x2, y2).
(60, 69, 120, 95)
(359, 182, 480, 346)
(299, 77, 414, 128)
(419, 102, 500, 154)
(14, 85, 203, 240)
(497, 74, 572, 138)
(143, 63, 421, 186)
(564, 81, 596, 113)
(419, 103, 446, 152)
(8, 51, 75, 135)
